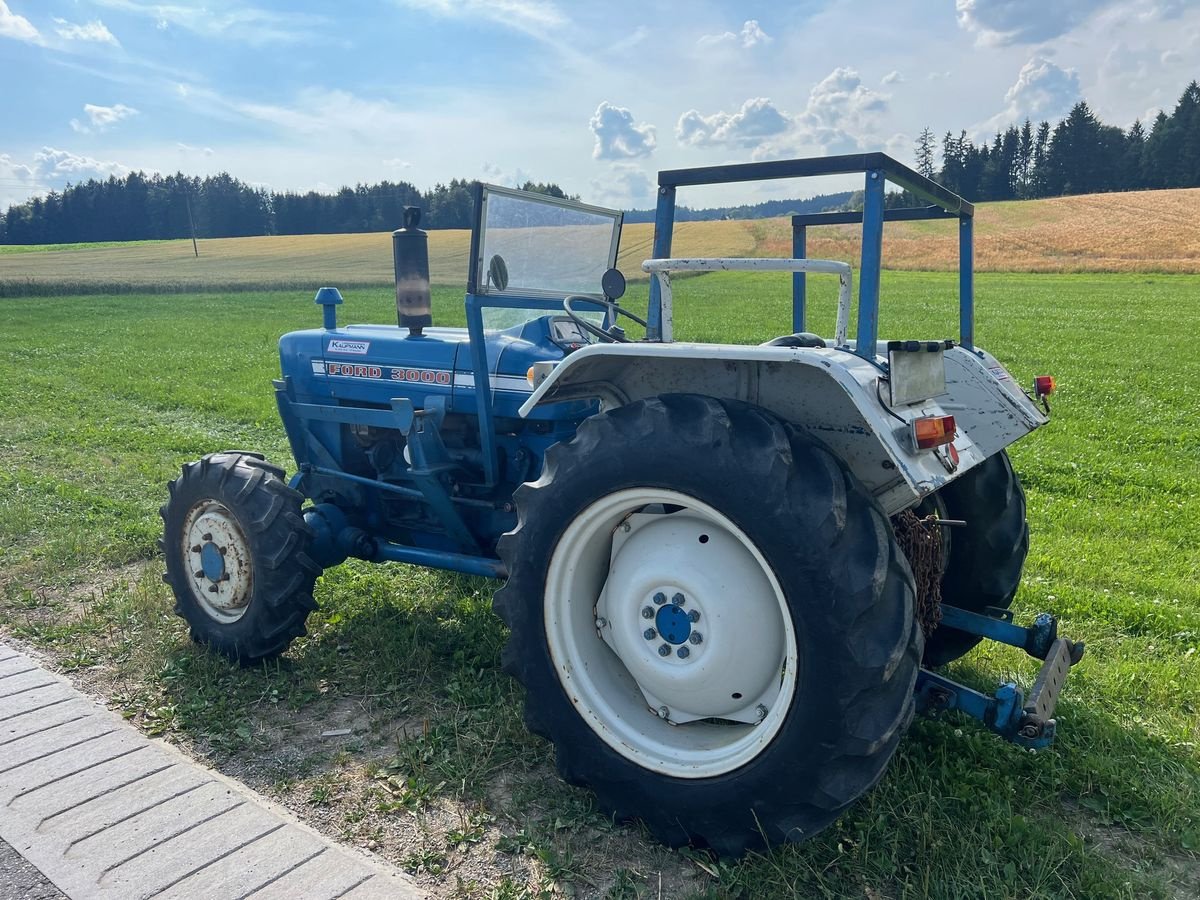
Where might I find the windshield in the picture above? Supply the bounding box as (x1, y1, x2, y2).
(477, 186, 622, 299)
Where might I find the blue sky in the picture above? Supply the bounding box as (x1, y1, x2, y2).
(1, 0, 1196, 211)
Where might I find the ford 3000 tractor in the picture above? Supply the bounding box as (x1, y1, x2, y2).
(162, 154, 1083, 855)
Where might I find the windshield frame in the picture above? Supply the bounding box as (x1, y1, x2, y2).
(467, 183, 623, 301)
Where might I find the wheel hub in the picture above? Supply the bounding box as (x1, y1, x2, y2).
(596, 510, 787, 725)
(182, 500, 254, 623)
(654, 601, 691, 644)
(199, 541, 226, 582)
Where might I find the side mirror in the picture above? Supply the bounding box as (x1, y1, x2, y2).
(601, 267, 626, 301)
(488, 254, 509, 292)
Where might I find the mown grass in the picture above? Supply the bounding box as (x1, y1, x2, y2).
(3, 187, 1200, 297)
(1, 272, 1198, 898)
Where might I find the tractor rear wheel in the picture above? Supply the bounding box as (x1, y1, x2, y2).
(494, 395, 922, 855)
(161, 452, 320, 664)
(921, 451, 1029, 667)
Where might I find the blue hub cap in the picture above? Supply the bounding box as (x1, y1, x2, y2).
(655, 604, 692, 645)
(200, 542, 226, 582)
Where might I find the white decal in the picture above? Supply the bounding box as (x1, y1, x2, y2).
(327, 339, 371, 355)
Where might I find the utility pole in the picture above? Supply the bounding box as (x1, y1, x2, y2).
(184, 187, 199, 257)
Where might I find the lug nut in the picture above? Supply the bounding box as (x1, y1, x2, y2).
(595, 617, 608, 629)
(191, 545, 202, 553)
(688, 610, 700, 623)
(641, 606, 654, 619)
(677, 647, 690, 659)
(689, 632, 703, 645)
(756, 704, 768, 722)
(194, 570, 204, 579)
(202, 533, 212, 541)
(653, 592, 666, 605)
(643, 628, 656, 640)
(671, 592, 685, 606)
(657, 706, 669, 719)
(658, 644, 671, 657)
(218, 546, 227, 556)
(207, 584, 219, 593)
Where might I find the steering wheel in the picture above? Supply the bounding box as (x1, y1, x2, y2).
(563, 296, 648, 343)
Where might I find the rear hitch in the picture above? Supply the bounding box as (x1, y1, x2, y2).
(916, 605, 1085, 749)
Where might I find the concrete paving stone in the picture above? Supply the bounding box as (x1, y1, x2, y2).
(0, 713, 117, 775)
(7, 745, 173, 821)
(0, 731, 146, 801)
(38, 766, 209, 847)
(0, 683, 76, 724)
(0, 642, 425, 900)
(240, 849, 374, 900)
(341, 874, 420, 899)
(153, 820, 329, 900)
(0, 670, 59, 699)
(0, 656, 39, 677)
(99, 802, 285, 898)
(0, 699, 95, 747)
(65, 780, 245, 867)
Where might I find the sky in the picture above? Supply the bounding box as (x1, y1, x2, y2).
(1, 0, 1198, 212)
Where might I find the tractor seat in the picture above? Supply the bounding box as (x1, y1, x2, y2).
(760, 332, 826, 349)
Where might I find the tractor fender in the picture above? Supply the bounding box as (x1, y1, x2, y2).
(518, 342, 1046, 516)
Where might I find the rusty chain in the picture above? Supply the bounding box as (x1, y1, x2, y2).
(893, 509, 945, 637)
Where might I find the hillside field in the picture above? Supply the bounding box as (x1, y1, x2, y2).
(1, 270, 1198, 898)
(2, 187, 1200, 296)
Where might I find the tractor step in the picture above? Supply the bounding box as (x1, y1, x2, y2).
(916, 607, 1085, 749)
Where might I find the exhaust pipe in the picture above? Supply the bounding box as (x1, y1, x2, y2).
(393, 206, 432, 336)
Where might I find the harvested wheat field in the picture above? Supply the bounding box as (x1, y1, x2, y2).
(1, 187, 1198, 295)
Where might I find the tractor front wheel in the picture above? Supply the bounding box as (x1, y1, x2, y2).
(494, 395, 922, 855)
(161, 452, 320, 664)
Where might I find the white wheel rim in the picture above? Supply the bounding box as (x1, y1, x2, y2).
(544, 488, 798, 779)
(181, 499, 254, 623)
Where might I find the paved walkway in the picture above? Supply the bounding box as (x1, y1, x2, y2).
(0, 643, 424, 900)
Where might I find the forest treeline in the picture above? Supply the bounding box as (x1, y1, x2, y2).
(2, 80, 1198, 245)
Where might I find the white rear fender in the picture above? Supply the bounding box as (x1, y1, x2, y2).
(519, 342, 1047, 515)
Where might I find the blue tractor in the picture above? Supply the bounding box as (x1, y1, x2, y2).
(162, 154, 1083, 855)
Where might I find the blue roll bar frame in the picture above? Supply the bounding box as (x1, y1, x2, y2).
(649, 153, 976, 361)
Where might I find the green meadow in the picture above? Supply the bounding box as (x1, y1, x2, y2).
(1, 270, 1197, 898)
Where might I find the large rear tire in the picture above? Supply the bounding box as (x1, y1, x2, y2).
(161, 452, 321, 664)
(921, 451, 1029, 667)
(494, 395, 922, 855)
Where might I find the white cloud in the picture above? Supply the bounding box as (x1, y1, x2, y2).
(393, 0, 566, 37)
(676, 98, 790, 147)
(34, 147, 133, 179)
(70, 103, 139, 133)
(53, 18, 119, 45)
(882, 70, 903, 85)
(955, 0, 1110, 44)
(1161, 49, 1182, 64)
(697, 19, 771, 49)
(0, 153, 40, 209)
(0, 1, 40, 44)
(1001, 56, 1081, 121)
(748, 68, 890, 160)
(589, 101, 656, 160)
(383, 157, 413, 169)
(177, 143, 214, 156)
(91, 0, 324, 45)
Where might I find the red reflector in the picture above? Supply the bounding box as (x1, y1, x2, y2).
(1034, 375, 1056, 397)
(912, 415, 956, 450)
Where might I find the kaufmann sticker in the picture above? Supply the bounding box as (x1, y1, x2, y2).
(327, 339, 371, 355)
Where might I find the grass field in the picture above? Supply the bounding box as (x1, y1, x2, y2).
(2, 187, 1200, 296)
(1, 271, 1198, 898)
